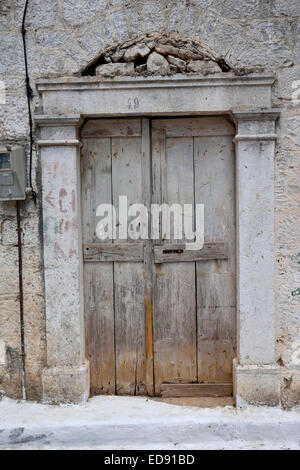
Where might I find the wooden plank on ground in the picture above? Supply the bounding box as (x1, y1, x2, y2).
(160, 383, 233, 398)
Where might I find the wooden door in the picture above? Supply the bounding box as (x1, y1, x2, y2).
(81, 118, 150, 395)
(151, 117, 236, 397)
(81, 116, 236, 397)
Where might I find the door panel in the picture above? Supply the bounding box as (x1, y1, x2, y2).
(83, 262, 115, 395)
(114, 262, 145, 395)
(194, 134, 236, 383)
(153, 263, 197, 393)
(152, 133, 197, 394)
(111, 136, 146, 395)
(152, 117, 236, 393)
(81, 119, 148, 396)
(81, 137, 115, 395)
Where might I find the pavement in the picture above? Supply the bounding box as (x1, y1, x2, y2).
(0, 395, 299, 450)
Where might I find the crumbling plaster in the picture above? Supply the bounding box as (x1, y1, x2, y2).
(0, 0, 299, 406)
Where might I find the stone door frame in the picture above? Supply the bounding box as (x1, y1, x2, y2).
(35, 74, 280, 405)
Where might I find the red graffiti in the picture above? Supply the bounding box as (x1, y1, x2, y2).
(59, 188, 68, 213)
(54, 242, 67, 262)
(72, 190, 76, 212)
(45, 191, 55, 208)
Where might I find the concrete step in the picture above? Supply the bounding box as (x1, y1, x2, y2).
(0, 395, 299, 449)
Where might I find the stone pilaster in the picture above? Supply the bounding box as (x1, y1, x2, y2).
(232, 110, 280, 406)
(36, 115, 89, 404)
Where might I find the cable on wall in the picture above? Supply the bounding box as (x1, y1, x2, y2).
(21, 0, 37, 204)
(16, 201, 26, 400)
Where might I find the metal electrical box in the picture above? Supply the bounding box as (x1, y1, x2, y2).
(0, 146, 26, 201)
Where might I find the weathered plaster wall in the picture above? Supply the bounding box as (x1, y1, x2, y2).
(0, 0, 299, 406)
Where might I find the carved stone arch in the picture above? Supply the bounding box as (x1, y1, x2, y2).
(79, 33, 232, 77)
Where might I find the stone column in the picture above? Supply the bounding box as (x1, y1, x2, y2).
(232, 109, 280, 406)
(36, 115, 89, 404)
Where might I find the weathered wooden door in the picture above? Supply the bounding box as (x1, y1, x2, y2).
(151, 118, 236, 397)
(81, 118, 150, 396)
(81, 116, 236, 397)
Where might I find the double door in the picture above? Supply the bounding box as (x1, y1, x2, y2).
(81, 116, 236, 397)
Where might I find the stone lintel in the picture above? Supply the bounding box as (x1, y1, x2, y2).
(35, 73, 276, 91)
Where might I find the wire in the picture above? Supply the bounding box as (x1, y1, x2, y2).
(16, 201, 27, 400)
(21, 0, 37, 204)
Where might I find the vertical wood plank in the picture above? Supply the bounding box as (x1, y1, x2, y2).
(151, 129, 164, 241)
(142, 119, 154, 396)
(81, 138, 115, 394)
(81, 138, 112, 244)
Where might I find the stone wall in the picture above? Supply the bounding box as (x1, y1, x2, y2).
(0, 0, 299, 406)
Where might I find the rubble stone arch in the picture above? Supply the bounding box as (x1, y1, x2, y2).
(79, 33, 232, 78)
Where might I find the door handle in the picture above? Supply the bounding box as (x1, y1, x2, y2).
(162, 249, 184, 254)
